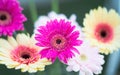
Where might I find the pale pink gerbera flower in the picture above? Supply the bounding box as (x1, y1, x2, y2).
(0, 0, 27, 36)
(66, 41, 105, 75)
(35, 19, 82, 63)
(0, 33, 51, 73)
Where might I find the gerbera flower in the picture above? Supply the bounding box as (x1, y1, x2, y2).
(0, 0, 27, 36)
(66, 41, 105, 75)
(83, 7, 120, 54)
(0, 33, 51, 73)
(34, 11, 82, 34)
(35, 19, 82, 63)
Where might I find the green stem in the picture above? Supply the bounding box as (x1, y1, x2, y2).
(51, 0, 59, 13)
(28, 0, 38, 22)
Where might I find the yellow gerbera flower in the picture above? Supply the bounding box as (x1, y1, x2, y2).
(83, 7, 120, 55)
(0, 33, 52, 73)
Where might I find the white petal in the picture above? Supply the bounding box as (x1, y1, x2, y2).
(84, 67, 94, 75)
(73, 64, 80, 72)
(79, 70, 85, 75)
(69, 14, 77, 21)
(16, 33, 30, 46)
(0, 39, 13, 50)
(66, 66, 73, 72)
(0, 47, 10, 56)
(67, 59, 76, 65)
(48, 11, 67, 20)
(8, 36, 18, 47)
(34, 16, 49, 28)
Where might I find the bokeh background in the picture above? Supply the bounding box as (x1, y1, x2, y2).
(0, 0, 120, 75)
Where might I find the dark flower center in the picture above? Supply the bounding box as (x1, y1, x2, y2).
(51, 34, 67, 50)
(95, 23, 113, 43)
(21, 53, 31, 59)
(56, 39, 61, 44)
(100, 30, 107, 38)
(0, 14, 7, 21)
(0, 11, 11, 25)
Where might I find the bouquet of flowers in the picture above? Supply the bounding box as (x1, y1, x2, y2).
(0, 0, 120, 75)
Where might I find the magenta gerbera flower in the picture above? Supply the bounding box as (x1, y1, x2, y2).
(0, 0, 27, 36)
(35, 19, 82, 63)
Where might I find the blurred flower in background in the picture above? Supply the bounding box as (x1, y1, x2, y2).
(34, 11, 82, 34)
(0, 0, 27, 36)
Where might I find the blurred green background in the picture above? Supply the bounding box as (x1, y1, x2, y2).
(0, 0, 120, 75)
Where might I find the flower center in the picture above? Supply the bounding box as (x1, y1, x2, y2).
(0, 11, 11, 26)
(11, 46, 40, 64)
(56, 39, 62, 44)
(21, 53, 31, 59)
(80, 54, 87, 61)
(100, 30, 107, 38)
(0, 14, 7, 21)
(51, 34, 67, 50)
(94, 23, 113, 43)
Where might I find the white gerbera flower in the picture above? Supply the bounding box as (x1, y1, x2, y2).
(66, 41, 105, 75)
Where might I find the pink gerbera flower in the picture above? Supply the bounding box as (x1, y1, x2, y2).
(35, 19, 82, 63)
(0, 0, 27, 36)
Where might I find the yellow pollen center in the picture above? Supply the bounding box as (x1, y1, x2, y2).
(80, 54, 87, 61)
